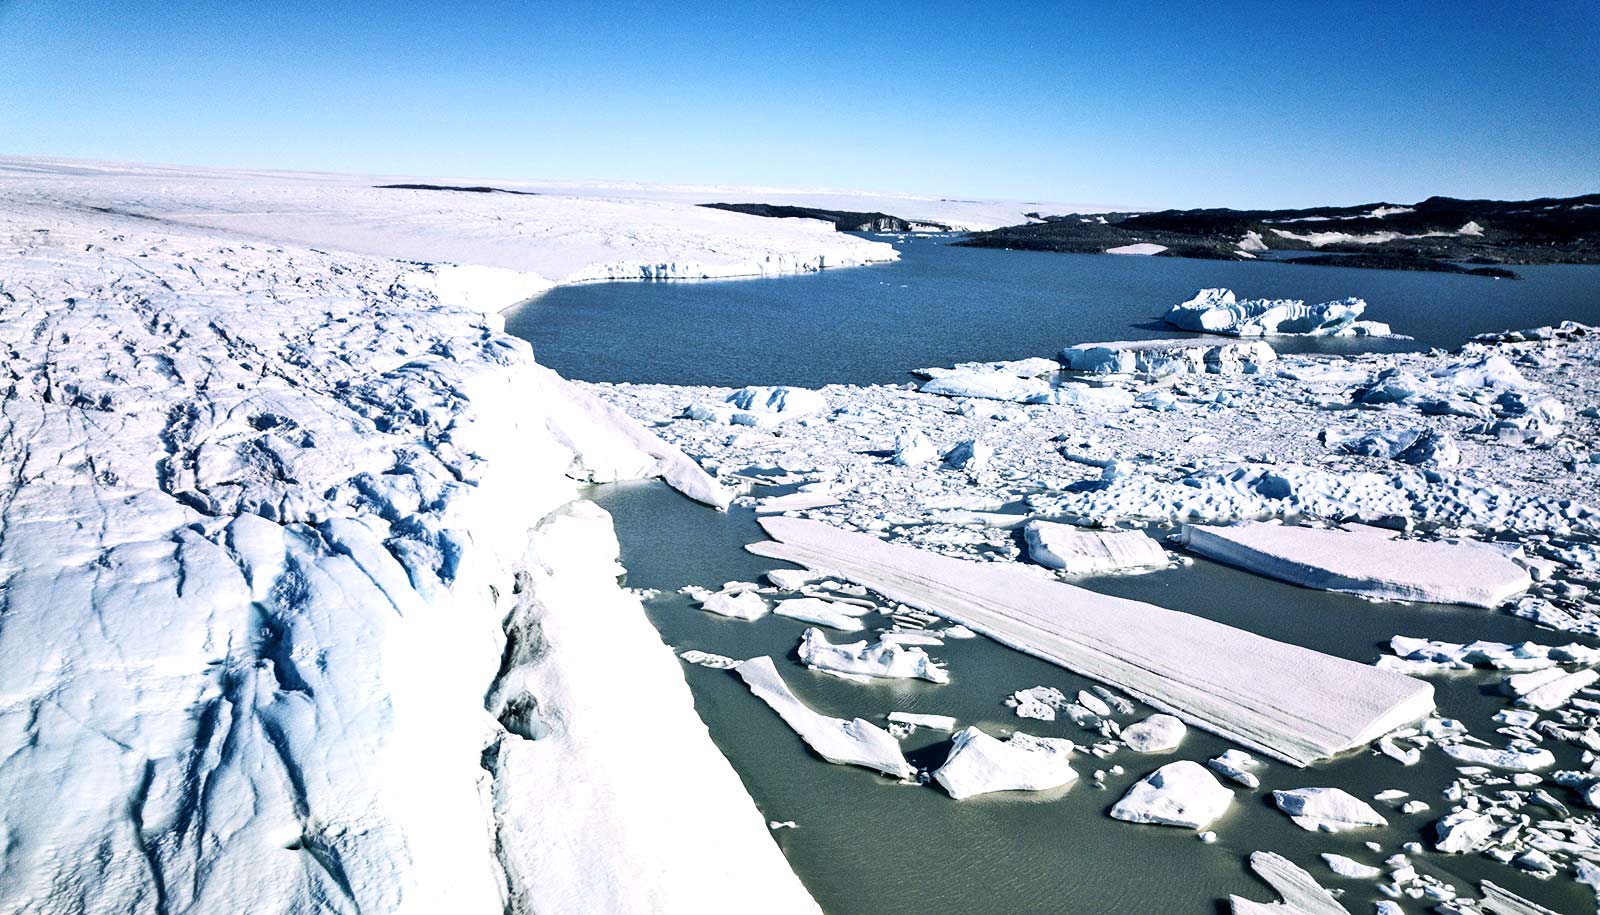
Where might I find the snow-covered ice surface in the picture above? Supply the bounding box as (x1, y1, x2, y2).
(0, 161, 827, 913)
(1177, 521, 1533, 608)
(1109, 760, 1234, 829)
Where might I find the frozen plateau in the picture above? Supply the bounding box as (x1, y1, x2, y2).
(4, 156, 1600, 915)
(0, 158, 930, 914)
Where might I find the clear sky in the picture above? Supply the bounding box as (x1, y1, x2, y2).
(2, 0, 1595, 208)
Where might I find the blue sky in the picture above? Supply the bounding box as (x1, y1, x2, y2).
(1, 0, 1595, 208)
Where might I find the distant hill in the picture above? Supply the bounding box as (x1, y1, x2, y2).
(701, 202, 951, 233)
(957, 194, 1600, 278)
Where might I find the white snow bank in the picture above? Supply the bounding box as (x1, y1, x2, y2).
(932, 727, 1079, 799)
(1024, 521, 1168, 575)
(734, 656, 916, 779)
(1177, 521, 1532, 608)
(1106, 242, 1169, 255)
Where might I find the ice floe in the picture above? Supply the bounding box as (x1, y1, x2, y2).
(1272, 788, 1390, 832)
(932, 727, 1079, 799)
(795, 627, 949, 683)
(1229, 851, 1350, 915)
(1122, 714, 1188, 752)
(773, 597, 870, 631)
(734, 656, 916, 780)
(1110, 761, 1234, 829)
(749, 517, 1435, 766)
(1177, 521, 1533, 607)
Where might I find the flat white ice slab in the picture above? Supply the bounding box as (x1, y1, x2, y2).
(1178, 522, 1531, 608)
(748, 517, 1434, 766)
(1229, 851, 1350, 915)
(772, 598, 868, 631)
(734, 656, 916, 780)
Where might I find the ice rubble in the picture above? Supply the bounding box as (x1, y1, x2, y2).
(686, 385, 829, 427)
(0, 180, 825, 913)
(1176, 521, 1533, 607)
(796, 627, 950, 683)
(1024, 521, 1168, 575)
(734, 656, 916, 780)
(932, 727, 1079, 799)
(1110, 761, 1234, 829)
(749, 517, 1434, 766)
(1167, 288, 1393, 338)
(1272, 788, 1389, 832)
(1061, 338, 1277, 376)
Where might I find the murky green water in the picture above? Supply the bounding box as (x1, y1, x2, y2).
(590, 480, 1592, 914)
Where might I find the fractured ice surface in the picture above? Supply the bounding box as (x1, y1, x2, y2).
(687, 385, 828, 427)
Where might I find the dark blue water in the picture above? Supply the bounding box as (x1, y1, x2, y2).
(505, 234, 1600, 387)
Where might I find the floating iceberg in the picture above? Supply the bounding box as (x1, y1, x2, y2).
(932, 727, 1079, 799)
(734, 657, 916, 780)
(1024, 521, 1168, 575)
(1177, 521, 1531, 608)
(1166, 288, 1381, 337)
(1110, 761, 1234, 829)
(773, 597, 870, 631)
(1271, 788, 1388, 832)
(795, 627, 949, 683)
(1322, 427, 1460, 468)
(1122, 714, 1187, 752)
(1208, 749, 1263, 789)
(1504, 667, 1600, 710)
(1438, 742, 1554, 771)
(749, 517, 1434, 766)
(693, 585, 771, 620)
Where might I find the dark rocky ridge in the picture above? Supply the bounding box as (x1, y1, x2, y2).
(960, 193, 1600, 278)
(376, 183, 539, 195)
(700, 202, 950, 233)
